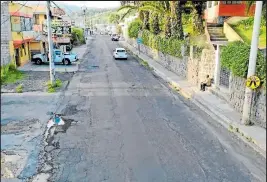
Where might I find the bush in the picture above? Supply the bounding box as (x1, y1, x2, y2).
(221, 41, 266, 88)
(140, 30, 185, 58)
(16, 84, 23, 93)
(71, 27, 85, 45)
(128, 19, 142, 38)
(1, 63, 24, 85)
(46, 79, 63, 93)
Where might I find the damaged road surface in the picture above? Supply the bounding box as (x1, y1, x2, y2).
(34, 36, 266, 182)
(1, 93, 62, 181)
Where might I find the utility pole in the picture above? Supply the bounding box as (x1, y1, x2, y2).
(46, 1, 55, 84)
(241, 1, 263, 125)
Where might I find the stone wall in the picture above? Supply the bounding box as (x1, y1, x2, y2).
(198, 49, 216, 84)
(127, 38, 188, 79)
(187, 57, 199, 85)
(229, 75, 266, 128)
(1, 2, 12, 66)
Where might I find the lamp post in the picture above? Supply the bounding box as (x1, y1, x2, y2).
(81, 6, 87, 36)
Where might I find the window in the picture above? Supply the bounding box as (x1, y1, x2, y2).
(34, 14, 39, 24)
(117, 50, 125, 53)
(25, 18, 32, 31)
(44, 15, 47, 19)
(11, 16, 21, 32)
(214, 1, 219, 6)
(22, 44, 26, 55)
(55, 51, 61, 55)
(224, 1, 242, 4)
(20, 17, 25, 31)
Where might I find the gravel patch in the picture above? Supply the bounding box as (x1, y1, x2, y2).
(1, 71, 74, 93)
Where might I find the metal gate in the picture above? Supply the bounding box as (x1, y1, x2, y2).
(219, 67, 230, 88)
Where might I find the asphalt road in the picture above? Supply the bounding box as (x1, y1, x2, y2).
(39, 35, 266, 182)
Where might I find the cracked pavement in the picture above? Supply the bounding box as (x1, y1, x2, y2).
(34, 35, 266, 182)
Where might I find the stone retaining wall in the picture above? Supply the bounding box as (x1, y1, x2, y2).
(229, 75, 266, 128)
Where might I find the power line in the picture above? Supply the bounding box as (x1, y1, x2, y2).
(1, 1, 28, 26)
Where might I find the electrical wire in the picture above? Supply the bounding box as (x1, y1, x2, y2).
(1, 1, 28, 26)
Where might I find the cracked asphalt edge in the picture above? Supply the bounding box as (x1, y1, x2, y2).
(26, 42, 91, 182)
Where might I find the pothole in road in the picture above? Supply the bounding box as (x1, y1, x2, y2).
(61, 105, 79, 116)
(1, 119, 39, 135)
(54, 118, 78, 135)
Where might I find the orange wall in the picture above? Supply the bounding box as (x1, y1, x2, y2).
(219, 3, 255, 17)
(204, 2, 256, 22)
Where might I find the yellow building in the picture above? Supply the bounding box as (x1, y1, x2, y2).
(30, 5, 67, 53)
(9, 2, 34, 67)
(30, 6, 48, 54)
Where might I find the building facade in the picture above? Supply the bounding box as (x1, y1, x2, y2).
(204, 1, 256, 24)
(1, 1, 12, 66)
(1, 2, 34, 67)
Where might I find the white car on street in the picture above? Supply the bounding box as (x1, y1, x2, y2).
(113, 48, 128, 60)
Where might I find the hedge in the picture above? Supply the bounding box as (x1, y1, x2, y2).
(140, 30, 185, 58)
(221, 41, 266, 88)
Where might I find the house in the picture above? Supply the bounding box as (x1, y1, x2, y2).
(30, 5, 48, 55)
(1, 2, 34, 67)
(204, 1, 256, 24)
(30, 5, 70, 54)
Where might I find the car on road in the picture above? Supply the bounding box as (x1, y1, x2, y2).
(31, 49, 79, 65)
(113, 48, 128, 60)
(111, 34, 119, 41)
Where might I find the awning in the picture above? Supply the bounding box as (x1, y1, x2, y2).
(13, 38, 34, 48)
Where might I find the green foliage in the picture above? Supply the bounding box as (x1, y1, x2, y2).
(1, 63, 24, 85)
(46, 79, 63, 93)
(140, 30, 185, 58)
(128, 18, 142, 38)
(71, 27, 85, 45)
(16, 84, 23, 93)
(108, 13, 120, 24)
(221, 41, 266, 88)
(149, 13, 160, 35)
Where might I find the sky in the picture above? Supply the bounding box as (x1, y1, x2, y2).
(58, 1, 121, 8)
(19, 1, 121, 9)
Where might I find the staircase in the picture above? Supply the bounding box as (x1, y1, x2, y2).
(207, 23, 228, 44)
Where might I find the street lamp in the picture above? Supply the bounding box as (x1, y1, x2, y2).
(81, 6, 87, 36)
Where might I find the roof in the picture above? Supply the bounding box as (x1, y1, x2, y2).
(116, 48, 125, 51)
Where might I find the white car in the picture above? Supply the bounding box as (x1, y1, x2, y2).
(113, 48, 128, 60)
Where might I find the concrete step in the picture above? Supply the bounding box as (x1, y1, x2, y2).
(210, 35, 227, 39)
(210, 37, 228, 41)
(207, 23, 223, 27)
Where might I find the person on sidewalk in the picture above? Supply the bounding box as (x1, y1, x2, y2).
(200, 75, 212, 91)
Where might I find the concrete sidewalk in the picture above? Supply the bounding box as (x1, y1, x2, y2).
(119, 40, 266, 158)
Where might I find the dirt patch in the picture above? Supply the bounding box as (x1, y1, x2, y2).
(1, 71, 74, 93)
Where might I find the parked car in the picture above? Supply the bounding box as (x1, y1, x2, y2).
(31, 49, 79, 65)
(111, 34, 119, 41)
(113, 48, 127, 60)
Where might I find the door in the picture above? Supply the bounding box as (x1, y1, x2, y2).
(15, 48, 20, 66)
(54, 50, 62, 63)
(42, 42, 46, 53)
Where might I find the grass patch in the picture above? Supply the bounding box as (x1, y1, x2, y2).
(1, 64, 25, 85)
(140, 60, 150, 69)
(230, 18, 266, 49)
(46, 79, 63, 93)
(15, 84, 23, 93)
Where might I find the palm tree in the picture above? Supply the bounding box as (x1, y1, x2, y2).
(191, 1, 205, 34)
(170, 1, 184, 39)
(139, 1, 172, 38)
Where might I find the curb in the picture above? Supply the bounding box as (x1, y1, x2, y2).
(119, 41, 266, 158)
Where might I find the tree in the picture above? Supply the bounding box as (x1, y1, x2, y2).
(191, 1, 205, 34)
(149, 12, 160, 35)
(170, 1, 184, 39)
(109, 13, 120, 24)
